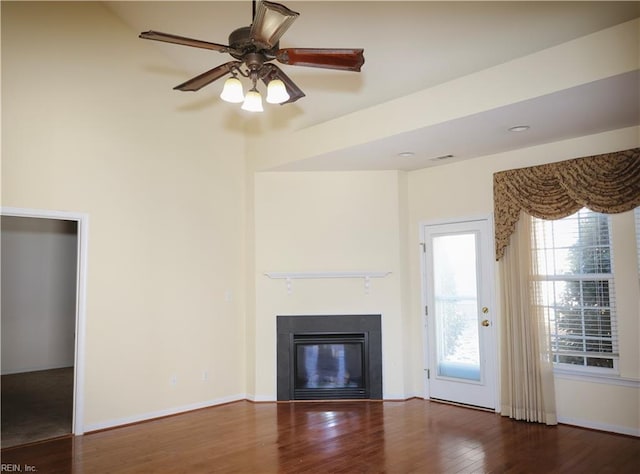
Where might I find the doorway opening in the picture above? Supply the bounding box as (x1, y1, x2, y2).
(1, 208, 88, 447)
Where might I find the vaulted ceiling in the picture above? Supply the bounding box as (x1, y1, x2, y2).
(106, 1, 640, 170)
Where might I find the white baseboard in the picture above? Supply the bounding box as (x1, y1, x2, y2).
(557, 415, 640, 437)
(246, 394, 276, 402)
(83, 394, 246, 433)
(382, 393, 413, 401)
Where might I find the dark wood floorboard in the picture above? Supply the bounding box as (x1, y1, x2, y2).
(1, 399, 638, 473)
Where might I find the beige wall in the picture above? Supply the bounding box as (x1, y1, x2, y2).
(2, 2, 247, 430)
(407, 126, 640, 435)
(252, 171, 411, 399)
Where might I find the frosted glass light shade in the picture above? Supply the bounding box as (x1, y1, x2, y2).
(220, 77, 244, 103)
(241, 89, 264, 112)
(266, 79, 290, 104)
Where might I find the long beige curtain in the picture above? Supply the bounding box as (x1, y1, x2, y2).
(499, 212, 557, 424)
(494, 147, 640, 425)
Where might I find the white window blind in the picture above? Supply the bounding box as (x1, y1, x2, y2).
(532, 208, 618, 371)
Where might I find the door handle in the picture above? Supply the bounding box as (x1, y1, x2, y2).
(481, 319, 490, 327)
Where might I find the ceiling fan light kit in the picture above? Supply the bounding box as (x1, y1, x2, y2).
(266, 79, 290, 104)
(139, 0, 364, 113)
(241, 88, 264, 112)
(220, 76, 245, 103)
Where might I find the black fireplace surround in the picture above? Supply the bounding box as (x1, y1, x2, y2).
(277, 315, 382, 401)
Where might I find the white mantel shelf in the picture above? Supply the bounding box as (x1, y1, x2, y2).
(264, 271, 391, 294)
(264, 271, 391, 280)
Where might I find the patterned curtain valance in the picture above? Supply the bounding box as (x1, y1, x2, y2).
(494, 148, 640, 260)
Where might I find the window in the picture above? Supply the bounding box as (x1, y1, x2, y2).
(532, 208, 618, 372)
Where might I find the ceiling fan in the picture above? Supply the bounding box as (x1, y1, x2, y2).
(139, 0, 365, 111)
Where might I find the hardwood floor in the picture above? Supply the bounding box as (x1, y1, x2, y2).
(2, 399, 638, 473)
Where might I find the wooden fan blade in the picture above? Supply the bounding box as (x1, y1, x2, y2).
(139, 30, 233, 53)
(276, 48, 365, 72)
(261, 64, 305, 104)
(174, 62, 240, 92)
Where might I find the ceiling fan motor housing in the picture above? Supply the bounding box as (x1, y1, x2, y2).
(228, 26, 278, 60)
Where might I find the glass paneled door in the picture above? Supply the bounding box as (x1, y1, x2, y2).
(422, 218, 496, 409)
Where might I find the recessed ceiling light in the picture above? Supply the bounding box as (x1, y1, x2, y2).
(508, 125, 530, 132)
(397, 151, 415, 157)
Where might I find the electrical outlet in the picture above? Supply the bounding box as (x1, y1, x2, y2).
(202, 370, 208, 381)
(170, 375, 177, 386)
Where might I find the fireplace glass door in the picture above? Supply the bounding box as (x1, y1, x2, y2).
(292, 334, 368, 399)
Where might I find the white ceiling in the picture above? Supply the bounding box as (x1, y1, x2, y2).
(106, 1, 640, 171)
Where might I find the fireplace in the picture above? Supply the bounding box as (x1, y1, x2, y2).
(277, 315, 382, 401)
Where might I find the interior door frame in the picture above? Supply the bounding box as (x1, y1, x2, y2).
(419, 214, 499, 411)
(1, 206, 89, 435)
